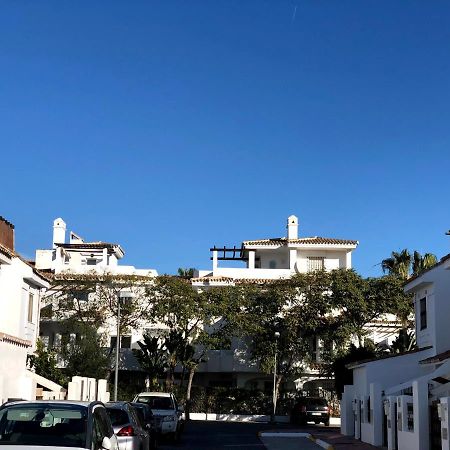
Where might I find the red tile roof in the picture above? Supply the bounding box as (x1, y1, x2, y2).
(243, 236, 358, 246)
(420, 349, 450, 365)
(0, 332, 31, 347)
(0, 243, 13, 259)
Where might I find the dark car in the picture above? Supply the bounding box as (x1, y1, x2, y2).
(290, 397, 330, 426)
(131, 402, 158, 449)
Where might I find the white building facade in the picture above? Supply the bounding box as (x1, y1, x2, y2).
(191, 215, 385, 391)
(341, 253, 450, 450)
(36, 218, 158, 371)
(194, 215, 357, 284)
(0, 216, 51, 403)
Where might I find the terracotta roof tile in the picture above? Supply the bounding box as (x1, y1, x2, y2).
(191, 276, 234, 283)
(243, 236, 358, 246)
(0, 332, 31, 347)
(58, 242, 120, 250)
(0, 243, 14, 259)
(420, 349, 450, 365)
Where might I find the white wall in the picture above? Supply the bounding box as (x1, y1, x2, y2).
(0, 256, 48, 401)
(406, 262, 450, 355)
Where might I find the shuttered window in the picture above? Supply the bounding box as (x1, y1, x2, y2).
(307, 257, 325, 272)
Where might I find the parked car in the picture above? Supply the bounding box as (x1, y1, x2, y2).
(130, 402, 158, 449)
(290, 396, 330, 426)
(133, 392, 184, 441)
(106, 402, 150, 450)
(0, 400, 118, 450)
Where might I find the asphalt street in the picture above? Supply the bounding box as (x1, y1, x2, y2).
(158, 421, 334, 450)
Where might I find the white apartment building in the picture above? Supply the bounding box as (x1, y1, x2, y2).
(35, 218, 157, 277)
(193, 215, 357, 285)
(191, 215, 399, 391)
(36, 218, 158, 370)
(0, 216, 52, 403)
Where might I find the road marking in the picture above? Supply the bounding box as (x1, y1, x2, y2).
(224, 443, 265, 446)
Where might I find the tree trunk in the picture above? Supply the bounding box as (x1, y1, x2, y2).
(185, 367, 195, 421)
(274, 374, 283, 414)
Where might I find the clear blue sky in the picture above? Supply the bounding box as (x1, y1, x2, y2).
(1, 1, 450, 276)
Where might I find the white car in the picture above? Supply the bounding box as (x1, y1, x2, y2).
(133, 392, 184, 441)
(0, 400, 119, 450)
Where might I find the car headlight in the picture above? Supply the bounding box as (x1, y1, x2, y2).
(163, 415, 176, 422)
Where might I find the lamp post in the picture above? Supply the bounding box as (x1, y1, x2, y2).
(114, 291, 133, 401)
(272, 331, 280, 422)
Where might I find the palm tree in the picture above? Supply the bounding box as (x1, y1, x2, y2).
(177, 268, 196, 279)
(381, 249, 411, 280)
(412, 251, 438, 276)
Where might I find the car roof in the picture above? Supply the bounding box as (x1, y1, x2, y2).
(136, 392, 171, 397)
(1, 400, 101, 408)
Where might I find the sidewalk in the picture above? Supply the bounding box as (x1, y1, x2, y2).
(260, 429, 381, 450)
(312, 430, 380, 449)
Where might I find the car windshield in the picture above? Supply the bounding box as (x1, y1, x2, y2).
(0, 404, 87, 447)
(136, 396, 173, 409)
(308, 398, 327, 406)
(106, 408, 129, 426)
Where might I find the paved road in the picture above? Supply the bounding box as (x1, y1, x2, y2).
(158, 421, 333, 450)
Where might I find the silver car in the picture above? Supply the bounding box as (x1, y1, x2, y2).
(0, 400, 118, 450)
(106, 402, 149, 450)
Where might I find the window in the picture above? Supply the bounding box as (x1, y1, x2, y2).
(407, 402, 414, 431)
(86, 258, 97, 266)
(110, 336, 131, 348)
(121, 336, 131, 349)
(269, 260, 277, 269)
(307, 257, 324, 272)
(420, 297, 427, 330)
(28, 293, 34, 323)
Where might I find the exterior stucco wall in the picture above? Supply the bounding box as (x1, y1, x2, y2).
(352, 348, 434, 401)
(408, 262, 450, 355)
(0, 342, 35, 404)
(257, 248, 289, 269)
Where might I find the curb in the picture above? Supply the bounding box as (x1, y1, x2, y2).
(259, 432, 312, 438)
(309, 435, 334, 450)
(258, 432, 334, 450)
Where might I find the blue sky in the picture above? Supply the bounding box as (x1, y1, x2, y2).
(1, 1, 449, 276)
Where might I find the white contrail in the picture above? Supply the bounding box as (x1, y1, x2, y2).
(292, 5, 298, 23)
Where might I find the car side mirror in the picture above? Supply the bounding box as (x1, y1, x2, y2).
(101, 436, 112, 450)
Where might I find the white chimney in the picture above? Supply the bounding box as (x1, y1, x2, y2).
(287, 215, 298, 239)
(53, 218, 66, 248)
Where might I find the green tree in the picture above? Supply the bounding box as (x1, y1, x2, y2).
(133, 334, 167, 390)
(177, 268, 196, 279)
(412, 251, 437, 276)
(331, 344, 377, 399)
(27, 340, 67, 387)
(243, 274, 341, 410)
(47, 272, 155, 331)
(60, 321, 110, 380)
(381, 249, 412, 280)
(148, 276, 209, 391)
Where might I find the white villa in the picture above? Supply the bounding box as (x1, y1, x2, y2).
(341, 251, 450, 450)
(36, 218, 158, 370)
(193, 215, 358, 285)
(0, 216, 58, 403)
(191, 215, 399, 391)
(35, 218, 157, 277)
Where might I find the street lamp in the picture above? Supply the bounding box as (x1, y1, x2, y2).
(114, 291, 133, 401)
(272, 331, 280, 422)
